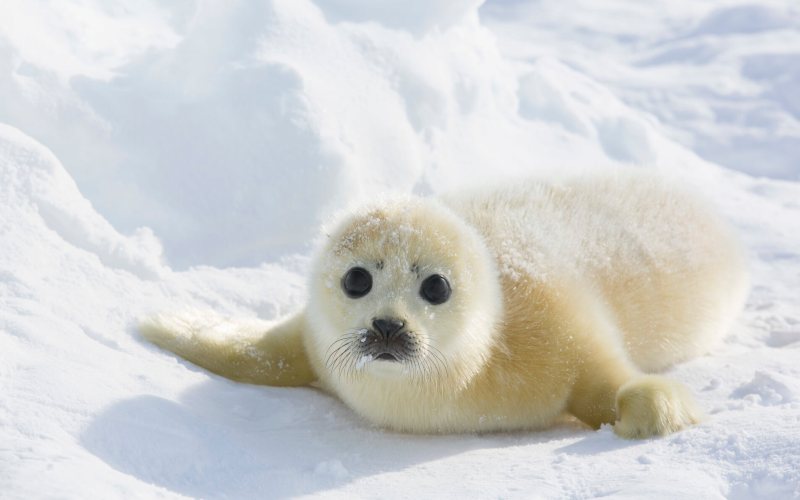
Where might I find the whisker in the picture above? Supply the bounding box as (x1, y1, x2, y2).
(429, 345, 448, 376)
(331, 342, 357, 376)
(325, 340, 353, 368)
(411, 354, 423, 384)
(324, 329, 367, 377)
(326, 338, 355, 366)
(423, 344, 449, 396)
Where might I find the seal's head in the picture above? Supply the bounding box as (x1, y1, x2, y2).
(306, 196, 502, 389)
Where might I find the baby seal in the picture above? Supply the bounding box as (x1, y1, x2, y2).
(141, 173, 749, 438)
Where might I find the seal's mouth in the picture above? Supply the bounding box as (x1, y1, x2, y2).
(326, 329, 447, 379)
(358, 328, 410, 363)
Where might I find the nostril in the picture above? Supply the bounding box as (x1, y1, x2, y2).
(372, 318, 405, 336)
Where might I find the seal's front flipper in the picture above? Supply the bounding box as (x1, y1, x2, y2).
(613, 375, 701, 439)
(139, 310, 316, 386)
(565, 323, 700, 438)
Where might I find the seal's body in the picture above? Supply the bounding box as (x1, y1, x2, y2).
(142, 174, 748, 438)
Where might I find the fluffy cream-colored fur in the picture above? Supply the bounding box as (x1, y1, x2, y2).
(141, 173, 748, 438)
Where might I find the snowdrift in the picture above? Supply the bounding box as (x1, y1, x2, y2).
(1, 0, 799, 498)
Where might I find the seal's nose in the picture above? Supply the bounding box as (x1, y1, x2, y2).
(372, 318, 405, 337)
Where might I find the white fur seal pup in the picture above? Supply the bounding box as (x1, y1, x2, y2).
(141, 173, 749, 438)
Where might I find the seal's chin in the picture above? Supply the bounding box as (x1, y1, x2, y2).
(365, 358, 407, 378)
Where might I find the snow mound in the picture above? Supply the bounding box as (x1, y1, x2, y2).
(1, 0, 800, 498)
(1, 0, 636, 269)
(483, 0, 800, 181)
(693, 4, 798, 35)
(517, 58, 658, 164)
(731, 371, 798, 406)
(0, 124, 164, 278)
(314, 0, 484, 34)
(766, 329, 800, 348)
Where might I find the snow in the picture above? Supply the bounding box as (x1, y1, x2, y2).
(481, 0, 800, 181)
(1, 0, 799, 498)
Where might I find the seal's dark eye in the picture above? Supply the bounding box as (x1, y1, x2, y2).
(420, 274, 451, 305)
(342, 267, 372, 298)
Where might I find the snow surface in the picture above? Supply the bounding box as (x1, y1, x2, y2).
(1, 0, 799, 498)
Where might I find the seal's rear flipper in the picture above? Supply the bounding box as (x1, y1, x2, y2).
(139, 310, 316, 386)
